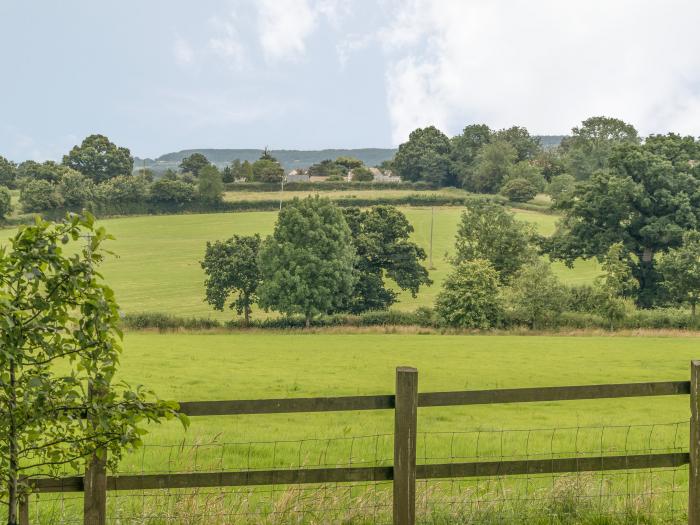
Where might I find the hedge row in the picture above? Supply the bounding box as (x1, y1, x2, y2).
(121, 307, 700, 332)
(224, 181, 438, 192)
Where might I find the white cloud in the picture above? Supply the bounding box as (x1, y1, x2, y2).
(173, 35, 195, 66)
(381, 0, 700, 144)
(209, 14, 246, 68)
(257, 0, 318, 61)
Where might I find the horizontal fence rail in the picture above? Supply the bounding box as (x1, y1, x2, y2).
(27, 452, 690, 493)
(177, 380, 691, 416)
(19, 369, 700, 525)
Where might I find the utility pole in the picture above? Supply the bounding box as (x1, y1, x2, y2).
(279, 175, 286, 211)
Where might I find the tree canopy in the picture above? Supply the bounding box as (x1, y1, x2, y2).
(658, 230, 700, 317)
(547, 135, 700, 307)
(257, 197, 357, 326)
(201, 234, 262, 325)
(341, 206, 431, 313)
(179, 153, 211, 177)
(393, 126, 454, 186)
(63, 134, 133, 183)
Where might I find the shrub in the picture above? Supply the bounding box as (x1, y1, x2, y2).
(500, 177, 537, 202)
(0, 186, 12, 219)
(508, 260, 568, 329)
(97, 174, 149, 204)
(57, 170, 96, 210)
(20, 179, 62, 212)
(121, 312, 221, 331)
(197, 165, 224, 203)
(149, 179, 196, 204)
(547, 174, 576, 205)
(351, 167, 374, 182)
(436, 260, 503, 328)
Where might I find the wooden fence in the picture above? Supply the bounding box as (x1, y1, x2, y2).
(18, 360, 700, 525)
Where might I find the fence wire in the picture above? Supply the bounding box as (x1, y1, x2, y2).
(22, 421, 689, 524)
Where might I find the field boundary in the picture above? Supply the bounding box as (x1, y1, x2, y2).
(19, 366, 700, 525)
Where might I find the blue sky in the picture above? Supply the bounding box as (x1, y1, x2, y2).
(2, 0, 700, 161)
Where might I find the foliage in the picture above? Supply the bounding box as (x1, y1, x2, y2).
(149, 179, 196, 204)
(533, 149, 566, 182)
(393, 126, 455, 186)
(500, 177, 537, 202)
(257, 196, 357, 326)
(547, 137, 700, 307)
(658, 230, 700, 317)
(494, 126, 541, 161)
(594, 243, 638, 327)
(506, 161, 546, 191)
(507, 260, 568, 329)
(97, 174, 150, 204)
(436, 260, 503, 328)
(560, 116, 639, 180)
(201, 234, 261, 325)
(547, 174, 576, 206)
(341, 206, 431, 313)
(453, 199, 536, 282)
(350, 167, 374, 182)
(63, 134, 133, 183)
(197, 165, 224, 204)
(334, 156, 363, 170)
(0, 187, 11, 220)
(178, 153, 210, 177)
(307, 159, 347, 178)
(0, 214, 184, 522)
(450, 124, 492, 166)
(251, 157, 284, 183)
(467, 140, 517, 193)
(19, 179, 62, 212)
(16, 160, 66, 183)
(57, 169, 96, 210)
(0, 157, 16, 189)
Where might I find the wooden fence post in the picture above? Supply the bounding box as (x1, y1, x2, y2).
(83, 452, 107, 525)
(690, 360, 700, 525)
(18, 495, 29, 525)
(394, 366, 418, 525)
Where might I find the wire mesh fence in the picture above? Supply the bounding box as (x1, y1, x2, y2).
(20, 421, 690, 524)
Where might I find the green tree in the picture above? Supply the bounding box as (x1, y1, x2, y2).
(149, 179, 196, 205)
(533, 149, 566, 182)
(307, 159, 346, 178)
(63, 134, 133, 183)
(453, 199, 536, 282)
(96, 174, 149, 205)
(201, 235, 261, 325)
(19, 179, 62, 212)
(0, 214, 184, 524)
(658, 231, 700, 318)
(335, 156, 363, 170)
(508, 260, 567, 329)
(197, 165, 224, 204)
(450, 124, 492, 166)
(467, 140, 517, 193)
(546, 174, 576, 206)
(435, 259, 502, 329)
(506, 161, 546, 191)
(0, 187, 12, 220)
(178, 153, 211, 177)
(241, 160, 253, 181)
(341, 206, 431, 313)
(500, 178, 537, 202)
(350, 167, 374, 182)
(16, 160, 65, 183)
(0, 156, 17, 189)
(594, 242, 638, 327)
(547, 139, 700, 307)
(251, 151, 284, 183)
(258, 196, 357, 326)
(494, 126, 541, 161)
(57, 169, 96, 210)
(393, 126, 454, 186)
(560, 116, 639, 180)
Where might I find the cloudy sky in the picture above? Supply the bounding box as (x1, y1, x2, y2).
(2, 0, 700, 161)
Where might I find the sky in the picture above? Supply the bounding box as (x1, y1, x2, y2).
(2, 0, 700, 161)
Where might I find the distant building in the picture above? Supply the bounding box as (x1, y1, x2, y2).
(286, 169, 310, 182)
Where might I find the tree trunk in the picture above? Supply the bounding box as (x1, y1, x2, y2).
(633, 249, 658, 309)
(305, 313, 311, 328)
(693, 301, 697, 320)
(8, 359, 18, 525)
(243, 301, 250, 327)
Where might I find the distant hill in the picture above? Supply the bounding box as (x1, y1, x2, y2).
(135, 137, 566, 174)
(135, 148, 397, 173)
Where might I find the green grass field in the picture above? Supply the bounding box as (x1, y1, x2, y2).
(0, 205, 599, 321)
